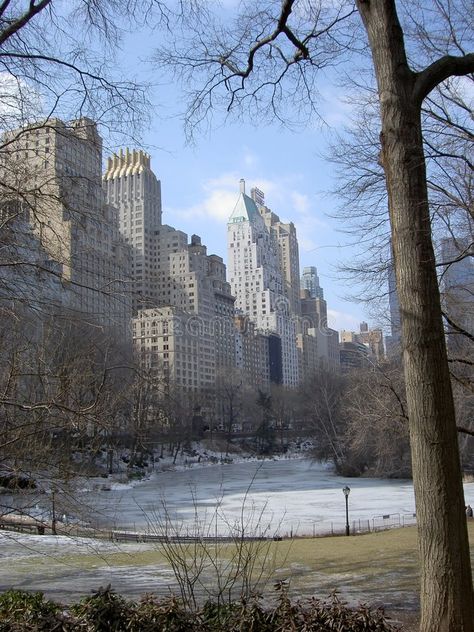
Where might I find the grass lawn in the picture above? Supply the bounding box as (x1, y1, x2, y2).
(2, 521, 473, 628)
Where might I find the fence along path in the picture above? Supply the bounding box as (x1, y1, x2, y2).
(0, 511, 417, 541)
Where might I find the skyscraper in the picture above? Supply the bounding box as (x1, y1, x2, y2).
(106, 150, 236, 398)
(252, 187, 301, 315)
(300, 266, 324, 299)
(1, 118, 132, 335)
(228, 180, 299, 387)
(103, 149, 162, 313)
(441, 236, 474, 344)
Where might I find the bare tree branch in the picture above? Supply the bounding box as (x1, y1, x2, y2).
(413, 53, 474, 105)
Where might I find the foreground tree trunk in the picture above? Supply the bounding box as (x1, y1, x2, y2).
(356, 1, 474, 630)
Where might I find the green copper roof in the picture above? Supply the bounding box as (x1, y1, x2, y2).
(229, 192, 261, 224)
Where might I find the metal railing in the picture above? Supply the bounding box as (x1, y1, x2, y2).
(1, 511, 418, 541)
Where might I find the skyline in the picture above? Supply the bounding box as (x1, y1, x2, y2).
(0, 5, 380, 334)
(106, 118, 372, 333)
(102, 20, 376, 334)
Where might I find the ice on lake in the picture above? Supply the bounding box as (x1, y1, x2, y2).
(79, 459, 474, 536)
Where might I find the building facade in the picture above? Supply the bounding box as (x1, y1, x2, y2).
(1, 118, 132, 336)
(300, 266, 324, 300)
(107, 150, 236, 403)
(104, 149, 162, 313)
(340, 323, 385, 366)
(386, 252, 401, 355)
(441, 236, 474, 345)
(252, 187, 301, 316)
(227, 180, 299, 387)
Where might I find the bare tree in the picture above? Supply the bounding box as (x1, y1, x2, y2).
(0, 1, 160, 505)
(299, 370, 348, 472)
(215, 368, 244, 453)
(268, 383, 298, 449)
(155, 1, 474, 628)
(344, 361, 411, 478)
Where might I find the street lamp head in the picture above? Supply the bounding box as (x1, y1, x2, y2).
(342, 485, 351, 497)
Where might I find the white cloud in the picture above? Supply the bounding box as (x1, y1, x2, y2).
(291, 191, 310, 214)
(169, 185, 238, 223)
(0, 72, 43, 130)
(169, 171, 284, 224)
(328, 308, 361, 332)
(168, 168, 330, 259)
(243, 148, 259, 168)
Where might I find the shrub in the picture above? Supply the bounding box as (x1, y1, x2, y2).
(70, 585, 132, 631)
(128, 595, 199, 632)
(0, 587, 399, 631)
(0, 590, 65, 631)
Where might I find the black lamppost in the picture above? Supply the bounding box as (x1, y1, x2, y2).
(342, 485, 351, 536)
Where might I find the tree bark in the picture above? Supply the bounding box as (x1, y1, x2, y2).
(356, 1, 474, 630)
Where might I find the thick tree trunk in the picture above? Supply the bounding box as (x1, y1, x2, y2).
(356, 1, 474, 630)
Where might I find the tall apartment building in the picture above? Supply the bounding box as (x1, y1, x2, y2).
(132, 306, 216, 393)
(252, 187, 301, 315)
(234, 315, 270, 389)
(129, 235, 236, 399)
(300, 266, 324, 300)
(299, 288, 340, 372)
(103, 149, 162, 313)
(228, 180, 299, 387)
(441, 236, 474, 349)
(320, 326, 340, 370)
(296, 329, 318, 380)
(1, 118, 132, 336)
(301, 288, 328, 329)
(105, 150, 236, 398)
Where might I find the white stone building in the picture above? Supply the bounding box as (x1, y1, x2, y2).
(252, 187, 301, 316)
(228, 180, 299, 387)
(103, 149, 163, 313)
(106, 150, 236, 398)
(1, 118, 132, 337)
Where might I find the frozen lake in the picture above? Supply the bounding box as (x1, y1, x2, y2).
(76, 458, 474, 536)
(1, 458, 473, 606)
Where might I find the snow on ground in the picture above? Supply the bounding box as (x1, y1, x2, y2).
(1, 456, 473, 608)
(0, 457, 474, 601)
(68, 458, 474, 537)
(4, 453, 474, 536)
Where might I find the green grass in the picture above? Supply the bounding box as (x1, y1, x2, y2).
(4, 522, 474, 617)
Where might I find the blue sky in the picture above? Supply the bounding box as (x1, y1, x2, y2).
(107, 18, 376, 333)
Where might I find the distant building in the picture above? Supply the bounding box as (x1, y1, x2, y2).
(103, 149, 162, 313)
(441, 237, 474, 343)
(386, 252, 401, 355)
(1, 118, 132, 336)
(339, 341, 369, 371)
(298, 289, 339, 374)
(357, 322, 385, 364)
(296, 329, 318, 379)
(106, 149, 236, 397)
(132, 306, 215, 393)
(254, 187, 301, 316)
(320, 327, 341, 371)
(228, 180, 299, 387)
(234, 315, 270, 389)
(300, 289, 327, 329)
(300, 266, 324, 299)
(340, 322, 384, 367)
